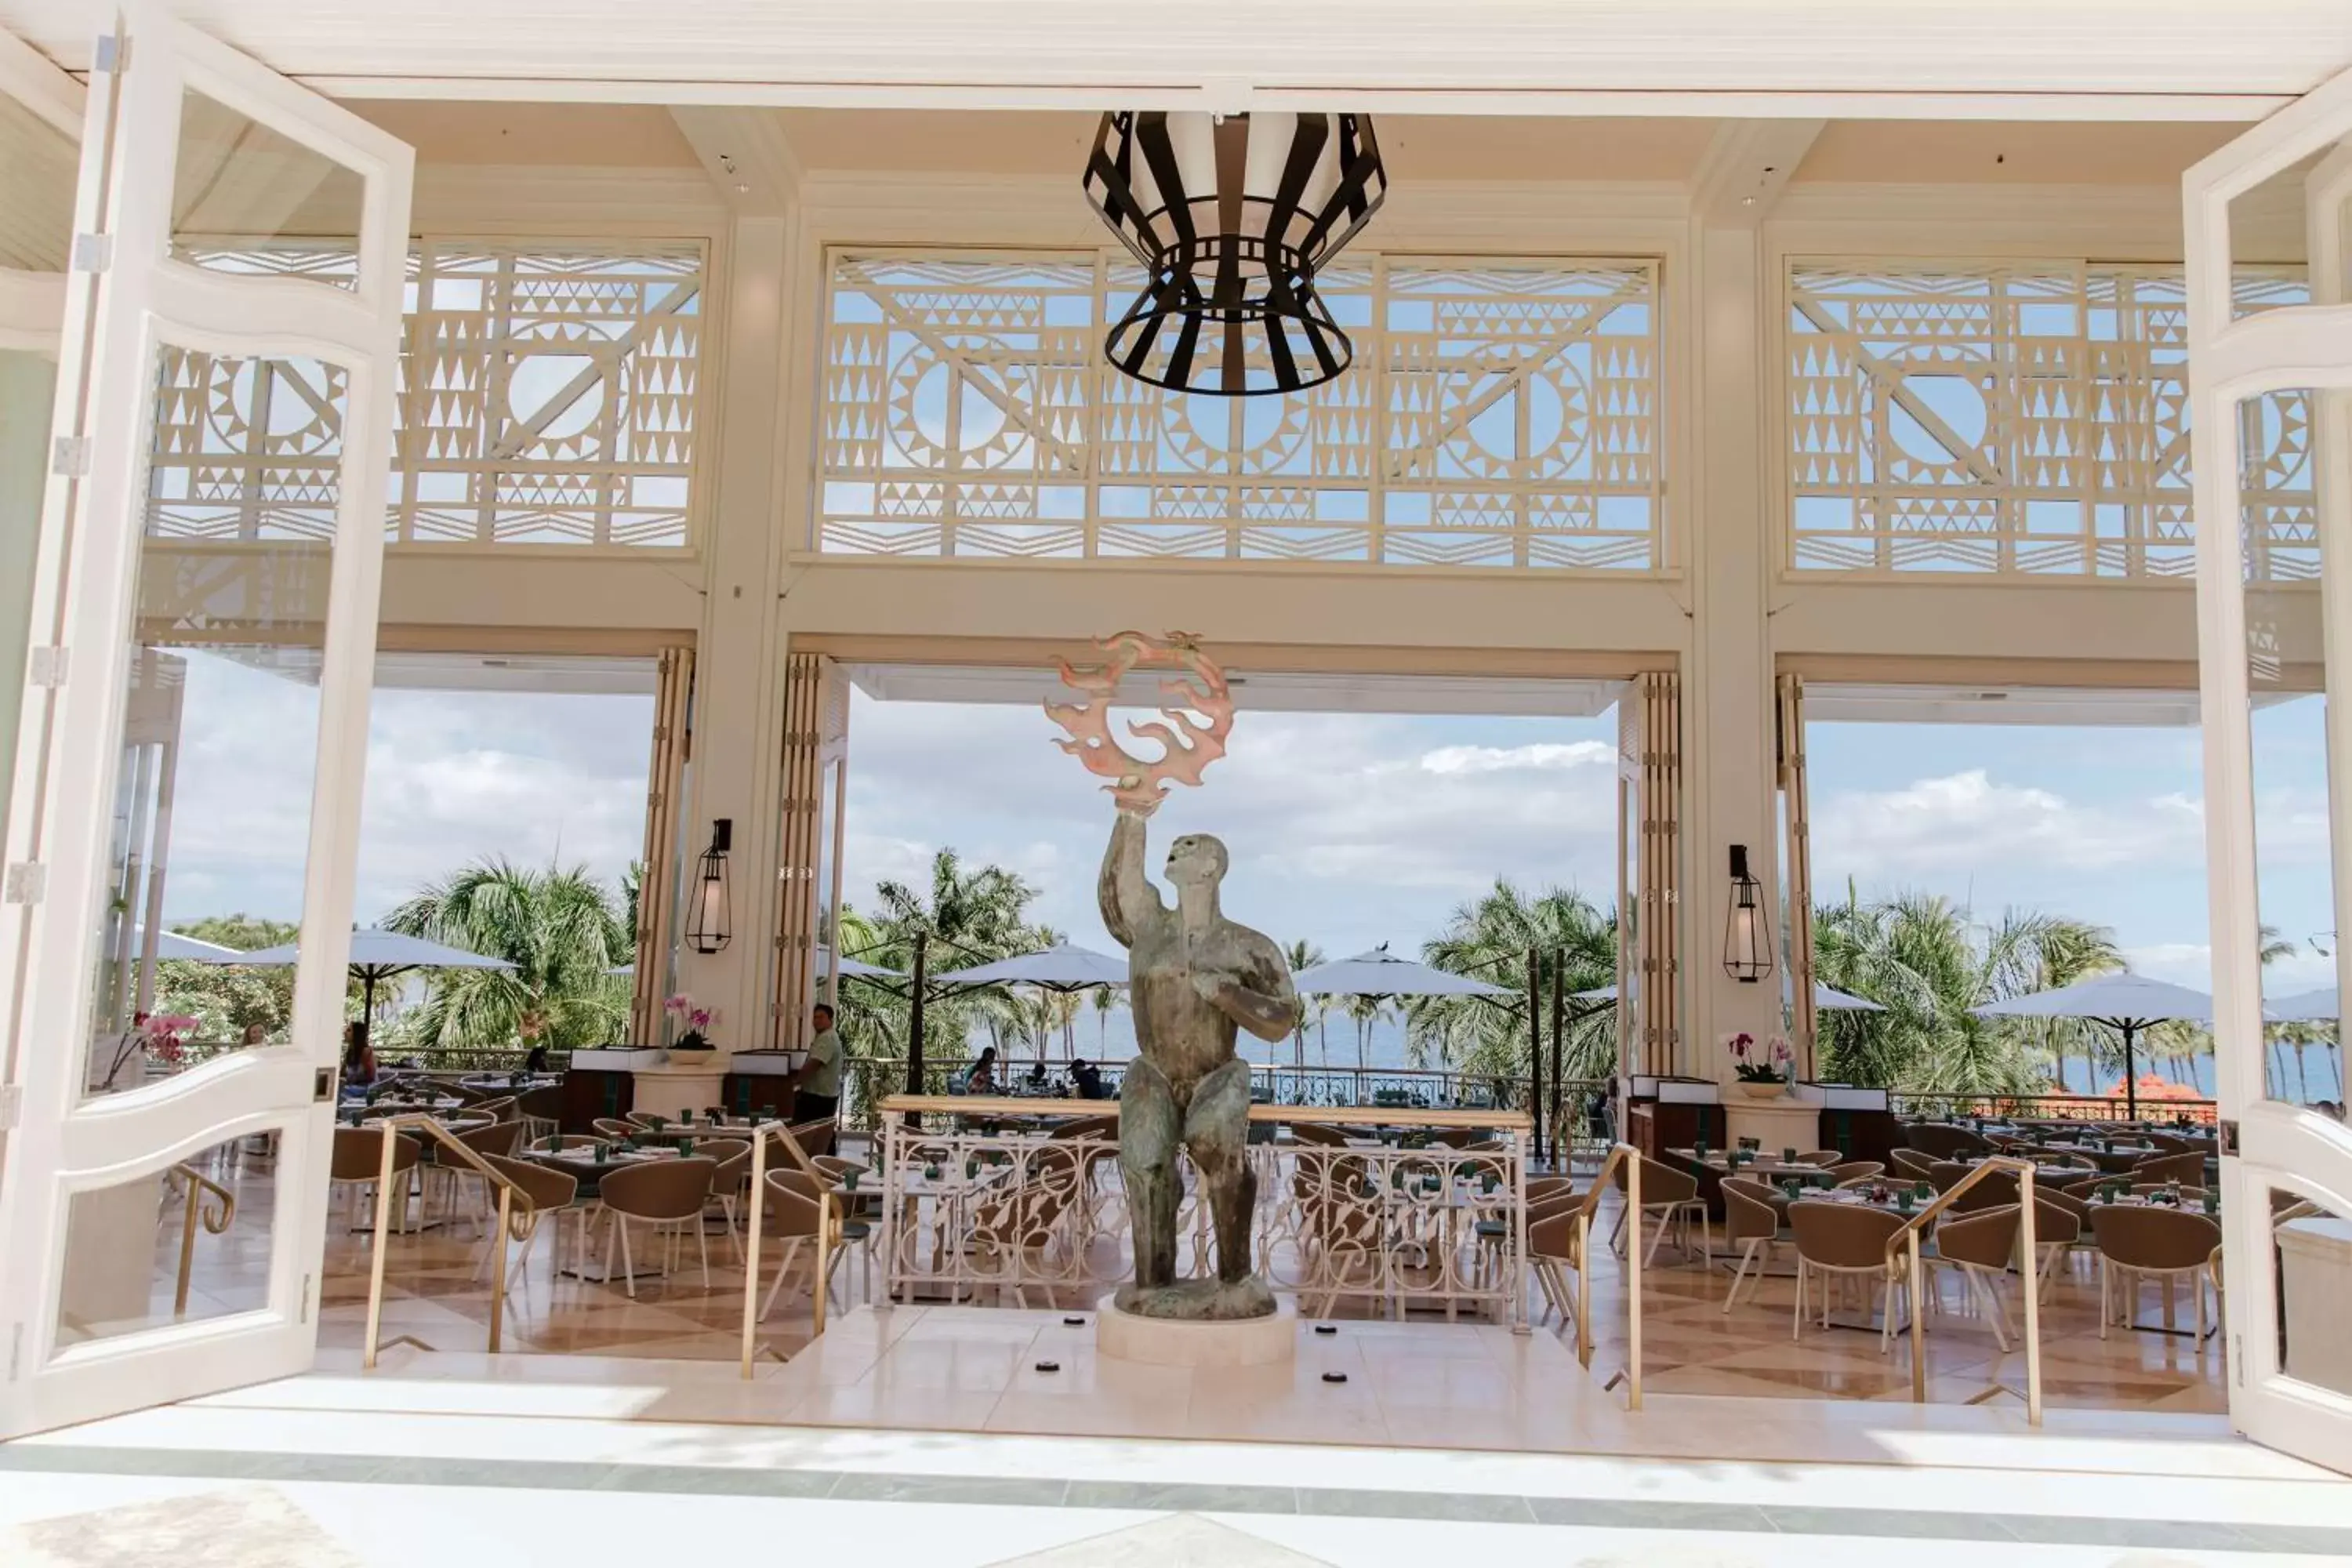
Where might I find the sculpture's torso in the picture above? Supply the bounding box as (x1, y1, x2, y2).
(1126, 909, 1273, 1105)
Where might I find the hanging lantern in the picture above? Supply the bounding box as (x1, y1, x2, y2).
(687, 818, 732, 956)
(1722, 844, 1771, 984)
(1082, 110, 1387, 396)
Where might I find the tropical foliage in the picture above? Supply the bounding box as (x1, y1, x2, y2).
(152, 914, 302, 1044)
(835, 848, 1049, 1064)
(1812, 891, 2121, 1094)
(380, 858, 632, 1051)
(1404, 881, 1618, 1083)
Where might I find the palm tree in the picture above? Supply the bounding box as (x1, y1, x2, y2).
(381, 858, 631, 1051)
(852, 848, 1040, 1071)
(1406, 881, 1618, 1084)
(1813, 892, 2120, 1095)
(1283, 939, 1326, 1069)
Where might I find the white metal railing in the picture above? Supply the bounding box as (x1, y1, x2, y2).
(873, 1096, 1530, 1325)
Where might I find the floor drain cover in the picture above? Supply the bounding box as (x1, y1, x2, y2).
(1035, 1360, 1062, 1373)
(1062, 1316, 1087, 1326)
(1312, 1324, 1338, 1336)
(1321, 1372, 1348, 1385)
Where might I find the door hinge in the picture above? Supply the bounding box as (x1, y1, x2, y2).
(2218, 1120, 2241, 1157)
(0, 1083, 20, 1131)
(71, 234, 113, 274)
(3, 863, 45, 906)
(2234, 1334, 2245, 1386)
(50, 436, 89, 477)
(27, 648, 67, 688)
(91, 33, 129, 73)
(300, 1272, 312, 1324)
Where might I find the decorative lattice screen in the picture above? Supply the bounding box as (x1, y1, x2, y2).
(818, 251, 1664, 570)
(1786, 262, 2314, 579)
(148, 239, 706, 549)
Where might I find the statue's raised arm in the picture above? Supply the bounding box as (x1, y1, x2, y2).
(1098, 808, 1164, 949)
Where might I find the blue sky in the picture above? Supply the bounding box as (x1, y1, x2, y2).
(148, 655, 2336, 1023)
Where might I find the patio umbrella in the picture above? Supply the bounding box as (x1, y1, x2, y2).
(140, 928, 247, 964)
(1292, 944, 1515, 998)
(2266, 985, 2339, 1022)
(608, 946, 903, 982)
(927, 942, 1123, 990)
(235, 927, 517, 1018)
(1973, 972, 2215, 1120)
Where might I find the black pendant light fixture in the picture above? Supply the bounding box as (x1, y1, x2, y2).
(1722, 844, 1771, 984)
(1083, 110, 1387, 396)
(687, 818, 733, 956)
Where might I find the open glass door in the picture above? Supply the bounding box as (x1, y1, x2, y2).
(0, 5, 410, 1438)
(2187, 68, 2352, 1475)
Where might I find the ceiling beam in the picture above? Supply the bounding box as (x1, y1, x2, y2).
(1688, 118, 1825, 225)
(666, 105, 803, 215)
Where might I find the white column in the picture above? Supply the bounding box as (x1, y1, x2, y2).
(677, 214, 791, 1047)
(1685, 217, 1784, 1077)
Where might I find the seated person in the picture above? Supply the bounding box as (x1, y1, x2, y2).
(1069, 1058, 1105, 1100)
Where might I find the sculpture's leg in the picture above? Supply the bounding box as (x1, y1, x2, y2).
(1119, 1055, 1180, 1290)
(1182, 1058, 1256, 1285)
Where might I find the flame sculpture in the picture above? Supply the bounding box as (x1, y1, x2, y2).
(1045, 630, 1235, 815)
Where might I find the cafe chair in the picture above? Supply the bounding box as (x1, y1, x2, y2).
(434, 1118, 524, 1235)
(1923, 1202, 2022, 1349)
(597, 1156, 717, 1299)
(757, 1167, 856, 1320)
(1904, 1123, 1992, 1160)
(1888, 1149, 1939, 1181)
(592, 1118, 638, 1140)
(2089, 1203, 2223, 1341)
(693, 1138, 753, 1261)
(1788, 1200, 1911, 1353)
(517, 1085, 564, 1142)
(2132, 1151, 2208, 1187)
(1721, 1176, 1788, 1312)
(2034, 1188, 2094, 1299)
(1826, 1161, 1885, 1185)
(330, 1126, 423, 1236)
(474, 1153, 583, 1294)
(1611, 1155, 1709, 1269)
(1526, 1182, 1609, 1344)
(1795, 1150, 1843, 1168)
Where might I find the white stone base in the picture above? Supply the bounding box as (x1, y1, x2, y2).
(1723, 1099, 1822, 1157)
(1094, 1292, 1297, 1368)
(631, 1064, 727, 1121)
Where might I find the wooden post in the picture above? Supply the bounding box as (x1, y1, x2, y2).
(1526, 948, 1544, 1165)
(904, 931, 928, 1130)
(1549, 948, 1567, 1165)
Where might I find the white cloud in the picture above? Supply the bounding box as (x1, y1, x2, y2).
(1812, 768, 2205, 880)
(1418, 740, 1616, 776)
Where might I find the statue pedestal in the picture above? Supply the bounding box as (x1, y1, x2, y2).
(1095, 1292, 1296, 1368)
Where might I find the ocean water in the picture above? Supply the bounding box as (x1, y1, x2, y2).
(965, 1002, 2347, 1102)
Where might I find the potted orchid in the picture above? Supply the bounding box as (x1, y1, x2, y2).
(1727, 1031, 1795, 1098)
(96, 1011, 200, 1091)
(663, 993, 717, 1062)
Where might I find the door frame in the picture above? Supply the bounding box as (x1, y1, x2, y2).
(0, 3, 412, 1438)
(2186, 65, 2352, 1473)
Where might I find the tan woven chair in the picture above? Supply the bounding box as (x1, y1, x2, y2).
(623, 1110, 667, 1130)
(1924, 1202, 2022, 1348)
(1289, 1122, 1351, 1147)
(432, 1118, 524, 1234)
(1610, 1155, 1708, 1268)
(1788, 1200, 1911, 1352)
(330, 1126, 423, 1234)
(1827, 1161, 1885, 1185)
(469, 1095, 519, 1123)
(517, 1084, 564, 1142)
(1721, 1176, 1787, 1312)
(692, 1138, 753, 1260)
(2033, 1188, 2093, 1300)
(785, 1116, 838, 1159)
(2132, 1150, 2208, 1186)
(2089, 1203, 2222, 1341)
(756, 1167, 861, 1319)
(474, 1152, 580, 1293)
(591, 1118, 638, 1140)
(1888, 1148, 1939, 1181)
(597, 1156, 717, 1298)
(1795, 1150, 1843, 1167)
(1526, 1181, 1609, 1342)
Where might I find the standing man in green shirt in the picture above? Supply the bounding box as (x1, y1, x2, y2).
(784, 1002, 843, 1124)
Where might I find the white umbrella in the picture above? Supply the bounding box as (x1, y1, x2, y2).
(142, 928, 246, 964)
(237, 927, 516, 1016)
(931, 942, 1127, 991)
(2266, 985, 2339, 1023)
(1292, 944, 1515, 998)
(1973, 972, 2214, 1119)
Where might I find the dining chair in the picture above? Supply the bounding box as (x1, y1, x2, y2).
(1788, 1200, 1911, 1352)
(1923, 1202, 2022, 1348)
(469, 1096, 519, 1124)
(1525, 1180, 1608, 1342)
(756, 1167, 862, 1319)
(1795, 1150, 1843, 1167)
(624, 1110, 668, 1131)
(2088, 1203, 2223, 1341)
(1610, 1155, 1708, 1269)
(1904, 1123, 1992, 1160)
(597, 1156, 717, 1298)
(474, 1152, 581, 1294)
(693, 1138, 753, 1260)
(786, 1116, 838, 1159)
(591, 1118, 637, 1140)
(2131, 1151, 2208, 1186)
(434, 1118, 524, 1235)
(2032, 1187, 2094, 1298)
(1887, 1149, 1939, 1181)
(1826, 1161, 1884, 1185)
(329, 1126, 423, 1236)
(517, 1085, 565, 1143)
(1720, 1176, 1787, 1312)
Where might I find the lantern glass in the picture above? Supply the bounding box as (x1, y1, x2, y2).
(1723, 844, 1770, 983)
(687, 819, 732, 955)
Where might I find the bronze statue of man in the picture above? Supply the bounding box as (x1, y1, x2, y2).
(1101, 808, 1296, 1318)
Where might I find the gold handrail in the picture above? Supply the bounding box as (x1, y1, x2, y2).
(738, 1120, 837, 1378)
(1873, 1154, 2042, 1425)
(1540, 1142, 1642, 1409)
(361, 1113, 540, 1370)
(169, 1161, 235, 1316)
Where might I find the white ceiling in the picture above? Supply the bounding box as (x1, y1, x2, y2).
(2, 1, 2345, 110)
